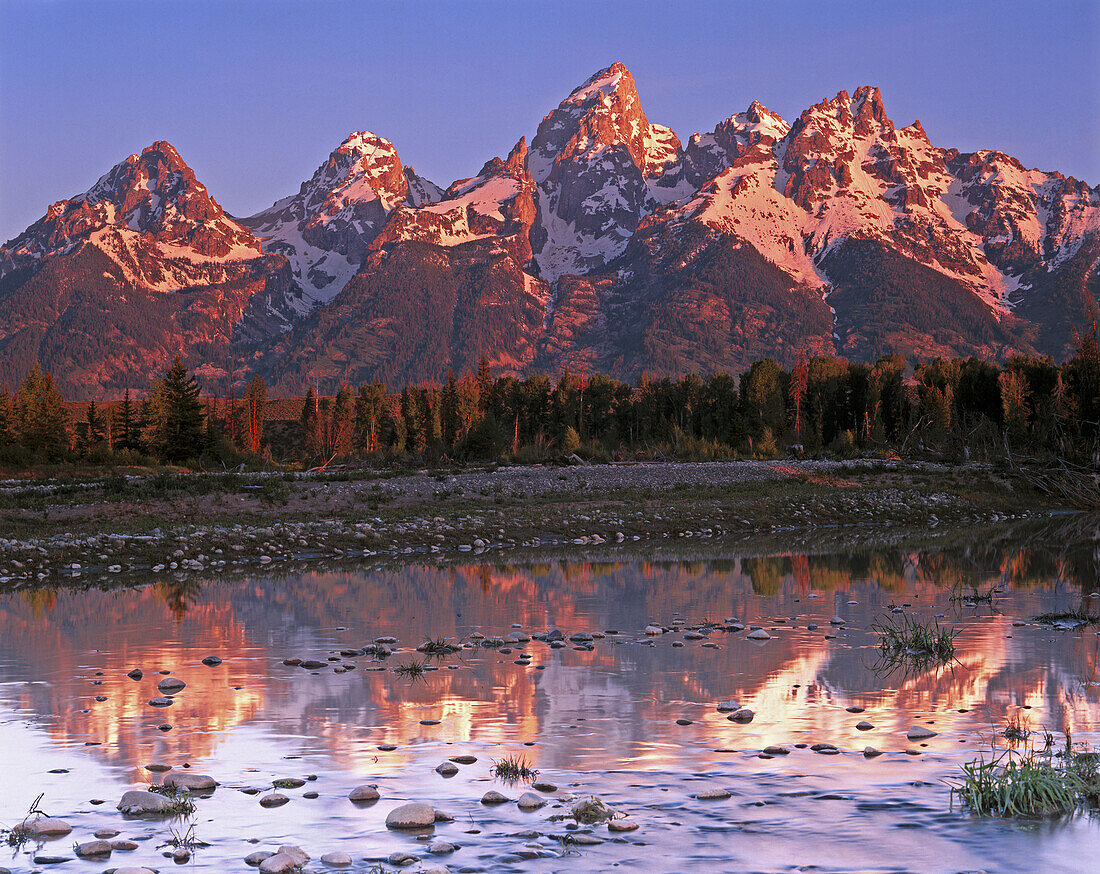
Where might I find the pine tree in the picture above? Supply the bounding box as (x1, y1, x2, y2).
(156, 357, 206, 464)
(81, 399, 106, 455)
(441, 372, 460, 449)
(114, 389, 142, 453)
(354, 383, 387, 454)
(243, 375, 266, 454)
(0, 386, 14, 446)
(475, 357, 492, 416)
(299, 386, 319, 459)
(14, 364, 70, 459)
(788, 349, 809, 441)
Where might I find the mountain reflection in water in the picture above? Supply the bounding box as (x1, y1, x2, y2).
(0, 540, 1097, 873)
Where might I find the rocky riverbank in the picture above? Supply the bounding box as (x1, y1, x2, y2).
(0, 459, 1074, 590)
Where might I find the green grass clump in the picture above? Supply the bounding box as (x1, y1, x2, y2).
(1002, 712, 1031, 744)
(571, 796, 617, 824)
(870, 613, 958, 671)
(1033, 609, 1099, 627)
(949, 734, 1098, 817)
(147, 783, 198, 816)
(417, 635, 459, 656)
(490, 755, 539, 785)
(394, 658, 429, 680)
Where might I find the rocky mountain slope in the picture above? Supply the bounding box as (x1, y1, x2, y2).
(2, 64, 1097, 395)
(0, 142, 304, 395)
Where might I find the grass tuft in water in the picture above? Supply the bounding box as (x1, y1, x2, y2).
(949, 733, 1099, 817)
(1002, 711, 1031, 744)
(1033, 609, 1099, 627)
(417, 635, 459, 657)
(490, 755, 539, 785)
(147, 783, 198, 816)
(870, 613, 958, 669)
(394, 658, 429, 681)
(159, 822, 209, 851)
(570, 795, 617, 824)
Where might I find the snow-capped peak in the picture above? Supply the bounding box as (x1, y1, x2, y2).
(0, 140, 262, 279)
(241, 130, 443, 310)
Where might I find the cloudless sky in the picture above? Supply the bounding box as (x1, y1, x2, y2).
(1, 0, 1097, 242)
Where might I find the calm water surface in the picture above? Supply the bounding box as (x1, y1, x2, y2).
(0, 538, 1098, 873)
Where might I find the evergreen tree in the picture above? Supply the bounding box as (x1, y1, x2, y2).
(14, 364, 70, 459)
(475, 357, 492, 416)
(354, 383, 387, 454)
(299, 386, 320, 459)
(114, 389, 142, 453)
(243, 375, 267, 454)
(441, 372, 460, 449)
(0, 387, 14, 445)
(80, 399, 106, 455)
(155, 357, 207, 464)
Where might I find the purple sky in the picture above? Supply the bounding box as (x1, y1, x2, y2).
(1, 0, 1097, 242)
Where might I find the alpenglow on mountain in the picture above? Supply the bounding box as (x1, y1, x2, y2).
(1, 63, 1097, 396)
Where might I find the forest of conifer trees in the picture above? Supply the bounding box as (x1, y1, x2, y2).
(1, 328, 1098, 472)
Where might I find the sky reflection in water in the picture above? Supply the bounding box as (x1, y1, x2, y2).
(0, 541, 1097, 872)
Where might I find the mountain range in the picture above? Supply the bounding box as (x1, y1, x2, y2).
(2, 62, 1097, 396)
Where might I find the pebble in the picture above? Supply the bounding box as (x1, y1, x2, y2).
(201, 655, 223, 666)
(762, 745, 790, 755)
(112, 840, 139, 851)
(259, 850, 305, 874)
(608, 819, 639, 832)
(117, 790, 174, 815)
(157, 677, 186, 694)
(320, 851, 353, 866)
(532, 781, 557, 792)
(18, 817, 71, 837)
(148, 696, 173, 707)
(517, 791, 546, 810)
(481, 791, 510, 804)
(747, 629, 771, 641)
(245, 851, 274, 866)
(386, 802, 437, 829)
(728, 708, 754, 722)
(259, 792, 289, 808)
(349, 784, 380, 802)
(388, 851, 419, 866)
(435, 762, 459, 776)
(696, 786, 731, 800)
(164, 772, 216, 791)
(428, 841, 458, 854)
(907, 726, 938, 740)
(74, 839, 113, 857)
(856, 721, 874, 731)
(863, 746, 883, 758)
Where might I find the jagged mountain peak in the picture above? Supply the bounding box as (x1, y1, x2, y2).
(529, 62, 689, 281)
(1, 140, 261, 278)
(467, 136, 530, 188)
(241, 129, 428, 307)
(564, 61, 635, 105)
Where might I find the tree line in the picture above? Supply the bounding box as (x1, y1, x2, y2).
(1, 326, 1098, 469)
